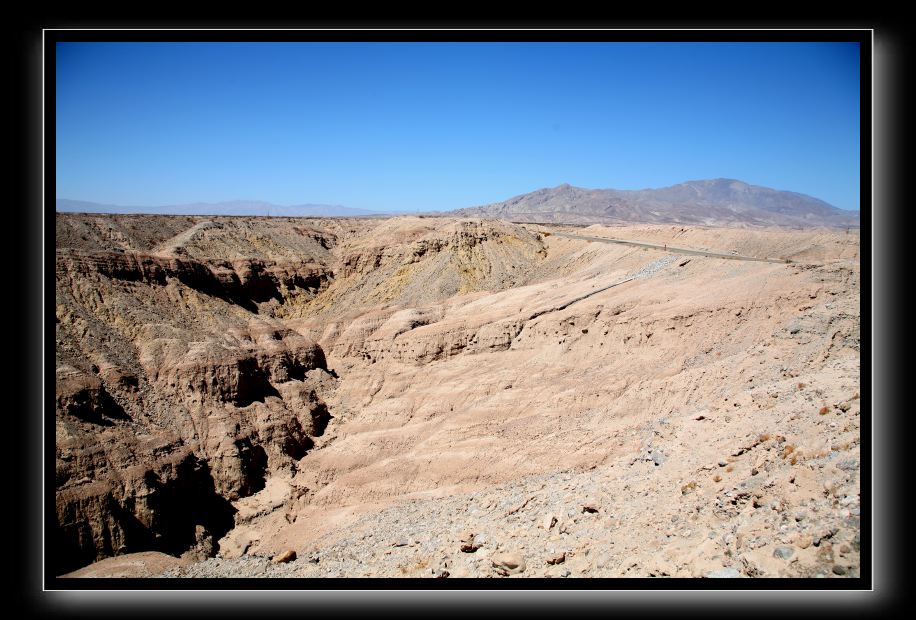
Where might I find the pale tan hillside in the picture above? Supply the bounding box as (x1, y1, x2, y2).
(55, 213, 860, 578)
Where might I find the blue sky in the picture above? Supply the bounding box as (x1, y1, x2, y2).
(56, 42, 861, 212)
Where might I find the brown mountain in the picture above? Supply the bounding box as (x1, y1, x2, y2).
(454, 178, 860, 229)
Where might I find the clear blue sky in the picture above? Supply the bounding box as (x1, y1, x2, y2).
(56, 42, 861, 212)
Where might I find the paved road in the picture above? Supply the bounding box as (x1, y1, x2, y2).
(546, 231, 793, 264)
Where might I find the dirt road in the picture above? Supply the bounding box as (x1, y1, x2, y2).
(547, 231, 794, 264)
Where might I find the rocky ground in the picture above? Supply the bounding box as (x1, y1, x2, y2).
(55, 214, 860, 579)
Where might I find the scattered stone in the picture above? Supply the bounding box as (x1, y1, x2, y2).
(542, 514, 557, 530)
(435, 569, 450, 578)
(832, 564, 847, 576)
(546, 552, 566, 565)
(271, 550, 296, 564)
(718, 460, 728, 468)
(773, 547, 794, 560)
(837, 459, 858, 471)
(459, 531, 480, 553)
(392, 540, 409, 547)
(703, 567, 741, 578)
(491, 552, 526, 576)
(581, 503, 599, 514)
(795, 535, 813, 549)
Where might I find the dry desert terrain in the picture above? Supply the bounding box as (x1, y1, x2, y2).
(54, 214, 861, 579)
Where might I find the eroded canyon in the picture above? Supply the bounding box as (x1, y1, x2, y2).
(55, 213, 861, 578)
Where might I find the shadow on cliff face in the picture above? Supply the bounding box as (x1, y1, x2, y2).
(234, 438, 268, 497)
(239, 265, 284, 305)
(311, 401, 332, 437)
(142, 457, 237, 558)
(234, 358, 281, 406)
(60, 384, 131, 426)
(53, 455, 237, 575)
(66, 249, 332, 315)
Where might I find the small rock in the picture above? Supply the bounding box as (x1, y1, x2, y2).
(491, 552, 526, 576)
(271, 549, 296, 564)
(581, 503, 599, 514)
(832, 564, 847, 575)
(837, 459, 858, 471)
(773, 546, 794, 560)
(542, 514, 557, 530)
(546, 551, 566, 565)
(459, 531, 480, 553)
(560, 569, 571, 577)
(392, 540, 409, 548)
(718, 460, 728, 468)
(435, 569, 450, 578)
(703, 567, 741, 578)
(795, 535, 813, 549)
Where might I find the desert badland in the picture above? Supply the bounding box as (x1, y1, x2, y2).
(54, 211, 860, 579)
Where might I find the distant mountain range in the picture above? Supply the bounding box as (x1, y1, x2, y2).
(452, 179, 860, 229)
(56, 199, 383, 218)
(58, 179, 861, 229)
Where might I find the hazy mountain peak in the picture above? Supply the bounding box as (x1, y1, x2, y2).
(57, 198, 382, 218)
(455, 179, 859, 229)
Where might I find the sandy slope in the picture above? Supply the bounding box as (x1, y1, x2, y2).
(55, 215, 860, 578)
